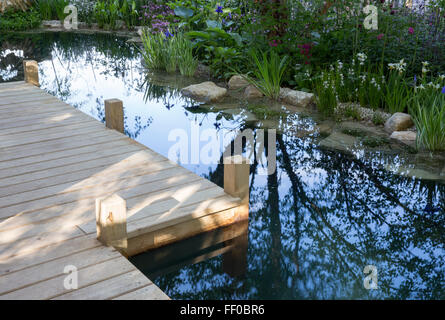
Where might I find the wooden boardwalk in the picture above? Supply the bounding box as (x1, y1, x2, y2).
(0, 80, 245, 299)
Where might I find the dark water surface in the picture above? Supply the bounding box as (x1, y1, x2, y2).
(1, 32, 444, 299)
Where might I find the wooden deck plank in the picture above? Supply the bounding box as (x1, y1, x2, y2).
(113, 284, 170, 300)
(0, 137, 134, 171)
(0, 81, 244, 300)
(0, 142, 143, 179)
(0, 123, 107, 149)
(0, 156, 171, 200)
(0, 130, 121, 162)
(0, 256, 136, 300)
(0, 234, 100, 275)
(0, 169, 203, 219)
(52, 270, 152, 300)
(0, 149, 159, 188)
(0, 245, 121, 295)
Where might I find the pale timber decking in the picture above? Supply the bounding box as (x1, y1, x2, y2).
(0, 81, 244, 299)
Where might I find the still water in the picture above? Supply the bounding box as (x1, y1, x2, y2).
(0, 32, 443, 299)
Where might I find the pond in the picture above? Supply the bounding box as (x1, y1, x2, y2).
(1, 32, 444, 300)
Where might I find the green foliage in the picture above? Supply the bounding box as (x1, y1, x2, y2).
(240, 49, 288, 100)
(383, 70, 411, 114)
(410, 96, 445, 151)
(36, 0, 52, 20)
(168, 0, 239, 32)
(409, 75, 445, 151)
(372, 112, 386, 126)
(0, 6, 41, 31)
(176, 34, 198, 76)
(342, 104, 362, 121)
(186, 26, 244, 78)
(140, 30, 197, 76)
(94, 0, 120, 30)
(313, 71, 337, 116)
(36, 0, 69, 21)
(120, 0, 138, 29)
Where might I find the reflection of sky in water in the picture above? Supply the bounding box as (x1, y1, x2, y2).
(0, 32, 443, 299)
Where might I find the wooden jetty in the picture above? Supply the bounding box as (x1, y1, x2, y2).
(0, 61, 249, 300)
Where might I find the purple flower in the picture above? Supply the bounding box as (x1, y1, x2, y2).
(164, 30, 173, 38)
(215, 6, 223, 14)
(442, 86, 445, 94)
(414, 75, 417, 84)
(408, 27, 414, 34)
(228, 12, 232, 19)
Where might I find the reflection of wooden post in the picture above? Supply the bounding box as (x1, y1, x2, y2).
(23, 60, 39, 87)
(224, 155, 250, 221)
(96, 194, 128, 254)
(223, 220, 249, 278)
(104, 99, 124, 133)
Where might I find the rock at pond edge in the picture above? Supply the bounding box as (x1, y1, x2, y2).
(181, 81, 227, 103)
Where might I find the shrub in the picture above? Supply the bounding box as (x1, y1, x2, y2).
(313, 71, 337, 116)
(410, 84, 445, 151)
(140, 30, 197, 76)
(0, 6, 41, 31)
(241, 49, 288, 100)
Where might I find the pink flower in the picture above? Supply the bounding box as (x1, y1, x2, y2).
(377, 33, 384, 40)
(408, 27, 414, 34)
(269, 40, 278, 47)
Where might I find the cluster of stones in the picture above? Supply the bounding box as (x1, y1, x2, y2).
(384, 112, 416, 144)
(180, 75, 315, 108)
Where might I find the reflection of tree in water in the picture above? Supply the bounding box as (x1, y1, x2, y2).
(0, 35, 46, 82)
(142, 74, 198, 111)
(153, 127, 444, 299)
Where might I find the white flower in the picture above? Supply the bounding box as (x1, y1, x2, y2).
(422, 61, 429, 66)
(348, 68, 355, 77)
(439, 74, 445, 80)
(337, 60, 343, 70)
(357, 52, 367, 65)
(388, 59, 406, 73)
(422, 67, 429, 74)
(417, 84, 425, 90)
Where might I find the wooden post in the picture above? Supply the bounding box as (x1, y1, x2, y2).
(23, 60, 39, 87)
(224, 155, 250, 221)
(96, 194, 128, 254)
(104, 99, 124, 133)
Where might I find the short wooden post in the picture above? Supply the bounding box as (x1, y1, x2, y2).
(96, 194, 128, 253)
(224, 155, 250, 221)
(23, 60, 39, 87)
(104, 99, 124, 133)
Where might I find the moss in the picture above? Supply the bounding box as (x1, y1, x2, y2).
(247, 104, 283, 119)
(360, 136, 390, 148)
(404, 144, 418, 154)
(341, 128, 367, 138)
